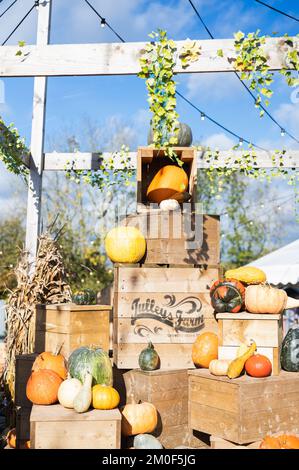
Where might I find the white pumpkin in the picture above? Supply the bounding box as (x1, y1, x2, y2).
(58, 378, 82, 409)
(159, 199, 180, 211)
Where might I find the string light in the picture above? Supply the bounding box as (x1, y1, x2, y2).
(100, 18, 106, 28)
(281, 128, 286, 137)
(239, 138, 243, 147)
(200, 112, 205, 121)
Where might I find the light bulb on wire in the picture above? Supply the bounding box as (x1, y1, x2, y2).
(280, 128, 286, 137)
(101, 18, 106, 28)
(200, 112, 205, 121)
(239, 138, 243, 147)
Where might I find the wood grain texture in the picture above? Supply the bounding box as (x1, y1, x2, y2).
(30, 405, 121, 449)
(0, 37, 297, 77)
(189, 369, 299, 444)
(220, 316, 282, 347)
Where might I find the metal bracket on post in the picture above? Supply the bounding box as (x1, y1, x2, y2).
(25, 0, 52, 271)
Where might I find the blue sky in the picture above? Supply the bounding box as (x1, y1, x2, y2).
(0, 0, 298, 242)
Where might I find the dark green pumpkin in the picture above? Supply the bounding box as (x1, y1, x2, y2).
(281, 326, 299, 372)
(68, 346, 113, 386)
(147, 122, 193, 147)
(72, 289, 96, 305)
(210, 278, 245, 313)
(138, 342, 160, 371)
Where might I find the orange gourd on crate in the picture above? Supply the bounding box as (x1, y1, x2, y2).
(192, 332, 218, 368)
(92, 385, 120, 410)
(32, 351, 67, 380)
(26, 369, 63, 405)
(245, 284, 287, 314)
(121, 402, 158, 436)
(245, 354, 272, 377)
(260, 434, 299, 449)
(146, 165, 188, 203)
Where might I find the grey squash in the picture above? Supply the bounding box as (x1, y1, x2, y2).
(133, 434, 163, 449)
(147, 122, 193, 147)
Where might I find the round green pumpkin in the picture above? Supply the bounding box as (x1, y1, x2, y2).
(68, 346, 113, 386)
(133, 434, 163, 449)
(281, 326, 299, 372)
(138, 342, 160, 371)
(72, 289, 96, 305)
(147, 122, 193, 147)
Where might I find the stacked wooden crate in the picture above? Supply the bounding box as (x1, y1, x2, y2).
(113, 147, 221, 447)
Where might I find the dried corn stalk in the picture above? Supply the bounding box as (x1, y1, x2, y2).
(2, 233, 71, 400)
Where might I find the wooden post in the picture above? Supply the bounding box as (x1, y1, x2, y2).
(25, 0, 52, 267)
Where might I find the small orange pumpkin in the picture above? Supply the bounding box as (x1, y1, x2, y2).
(32, 351, 67, 380)
(26, 369, 63, 405)
(192, 332, 218, 368)
(260, 434, 299, 449)
(6, 428, 16, 449)
(121, 402, 158, 436)
(146, 165, 189, 203)
(92, 385, 120, 410)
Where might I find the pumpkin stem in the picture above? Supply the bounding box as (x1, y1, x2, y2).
(54, 343, 64, 356)
(148, 341, 154, 349)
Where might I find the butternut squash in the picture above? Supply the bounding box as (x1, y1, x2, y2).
(227, 342, 257, 379)
(73, 372, 92, 413)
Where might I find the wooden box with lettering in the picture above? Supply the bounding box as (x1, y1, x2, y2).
(122, 212, 220, 266)
(35, 304, 111, 358)
(113, 265, 219, 369)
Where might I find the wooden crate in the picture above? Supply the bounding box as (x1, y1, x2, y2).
(137, 147, 197, 207)
(16, 407, 30, 448)
(113, 266, 219, 369)
(15, 353, 38, 408)
(188, 369, 299, 444)
(123, 369, 208, 449)
(122, 213, 220, 265)
(30, 405, 121, 449)
(35, 304, 111, 358)
(218, 345, 280, 375)
(210, 436, 261, 449)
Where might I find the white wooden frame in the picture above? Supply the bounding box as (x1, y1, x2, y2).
(0, 0, 298, 260)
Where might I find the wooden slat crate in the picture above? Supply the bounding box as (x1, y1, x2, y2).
(217, 312, 283, 347)
(137, 147, 197, 207)
(122, 213, 220, 265)
(16, 407, 31, 448)
(35, 304, 111, 358)
(188, 369, 299, 444)
(123, 369, 209, 449)
(218, 345, 280, 375)
(210, 436, 261, 449)
(113, 266, 219, 369)
(30, 405, 121, 449)
(15, 353, 38, 408)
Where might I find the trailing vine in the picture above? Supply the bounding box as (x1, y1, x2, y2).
(138, 29, 181, 165)
(0, 117, 29, 180)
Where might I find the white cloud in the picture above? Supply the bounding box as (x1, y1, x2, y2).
(202, 132, 234, 150)
(185, 72, 239, 101)
(273, 102, 299, 137)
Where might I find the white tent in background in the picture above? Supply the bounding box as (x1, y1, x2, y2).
(248, 239, 299, 286)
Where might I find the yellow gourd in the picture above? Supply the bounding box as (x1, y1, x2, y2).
(236, 342, 249, 358)
(227, 342, 257, 379)
(225, 266, 266, 284)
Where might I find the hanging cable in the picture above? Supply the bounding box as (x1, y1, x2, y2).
(83, 0, 125, 42)
(1, 2, 37, 46)
(82, 0, 268, 151)
(254, 0, 299, 23)
(187, 0, 299, 144)
(0, 0, 18, 20)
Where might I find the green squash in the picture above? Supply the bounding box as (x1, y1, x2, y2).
(68, 346, 113, 386)
(72, 289, 96, 305)
(147, 122, 193, 147)
(281, 326, 299, 372)
(138, 342, 160, 371)
(133, 434, 163, 449)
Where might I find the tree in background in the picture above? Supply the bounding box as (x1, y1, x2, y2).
(0, 217, 25, 298)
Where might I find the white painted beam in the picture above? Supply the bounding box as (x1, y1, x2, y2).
(0, 37, 297, 77)
(43, 150, 299, 170)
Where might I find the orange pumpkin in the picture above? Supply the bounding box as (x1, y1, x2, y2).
(260, 434, 299, 449)
(121, 402, 158, 436)
(245, 354, 272, 377)
(146, 165, 189, 203)
(6, 428, 16, 449)
(192, 332, 218, 368)
(32, 351, 67, 380)
(26, 369, 63, 405)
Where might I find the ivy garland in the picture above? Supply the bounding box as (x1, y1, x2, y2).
(0, 117, 29, 180)
(138, 30, 181, 165)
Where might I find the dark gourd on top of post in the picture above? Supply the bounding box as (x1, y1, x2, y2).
(281, 325, 299, 372)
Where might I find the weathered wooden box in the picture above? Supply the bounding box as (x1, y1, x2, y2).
(188, 369, 299, 444)
(137, 147, 197, 207)
(113, 266, 218, 369)
(217, 312, 282, 375)
(122, 212, 220, 265)
(15, 353, 38, 408)
(124, 369, 208, 449)
(30, 405, 121, 449)
(35, 304, 111, 358)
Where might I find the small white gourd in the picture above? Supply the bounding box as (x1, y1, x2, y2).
(159, 199, 180, 211)
(73, 372, 92, 413)
(58, 377, 82, 409)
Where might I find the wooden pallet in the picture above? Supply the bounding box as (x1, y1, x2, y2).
(30, 405, 121, 449)
(113, 265, 219, 369)
(122, 212, 220, 265)
(35, 303, 111, 358)
(188, 369, 299, 444)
